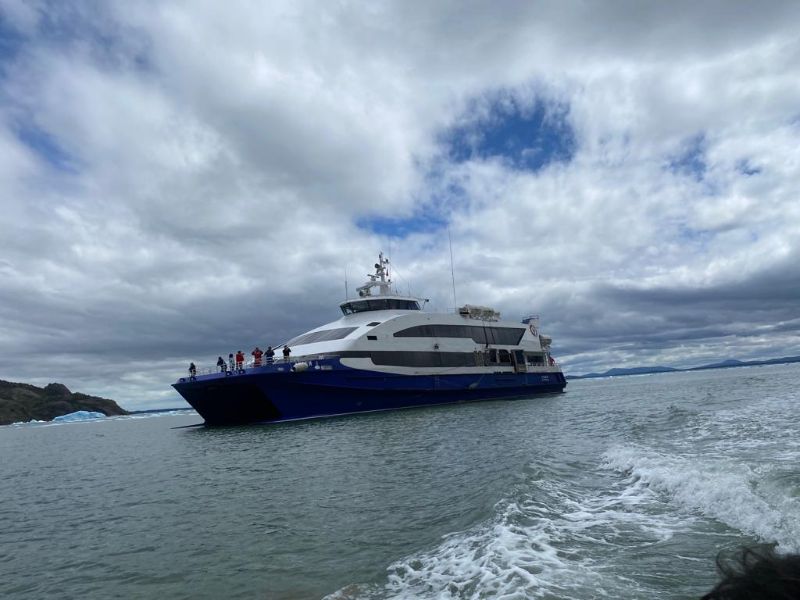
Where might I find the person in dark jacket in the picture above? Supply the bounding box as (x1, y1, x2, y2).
(282, 345, 291, 361)
(216, 356, 226, 372)
(265, 346, 275, 364)
(189, 362, 196, 377)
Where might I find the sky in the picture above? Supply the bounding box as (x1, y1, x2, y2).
(1, 0, 799, 410)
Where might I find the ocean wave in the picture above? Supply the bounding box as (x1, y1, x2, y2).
(119, 409, 197, 420)
(602, 445, 800, 553)
(327, 436, 800, 599)
(325, 473, 694, 599)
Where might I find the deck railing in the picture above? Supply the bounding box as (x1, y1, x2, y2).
(191, 357, 296, 376)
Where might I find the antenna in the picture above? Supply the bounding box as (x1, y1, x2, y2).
(344, 267, 348, 300)
(448, 228, 457, 311)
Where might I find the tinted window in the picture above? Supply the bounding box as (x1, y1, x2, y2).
(526, 353, 545, 365)
(287, 327, 358, 346)
(368, 351, 477, 367)
(394, 325, 524, 345)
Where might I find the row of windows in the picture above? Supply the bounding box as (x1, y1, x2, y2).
(351, 351, 480, 368)
(393, 324, 525, 345)
(286, 327, 358, 347)
(340, 299, 420, 315)
(340, 350, 547, 368)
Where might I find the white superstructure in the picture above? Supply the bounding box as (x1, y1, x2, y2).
(282, 253, 560, 376)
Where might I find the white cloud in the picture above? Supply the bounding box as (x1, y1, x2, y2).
(1, 1, 800, 408)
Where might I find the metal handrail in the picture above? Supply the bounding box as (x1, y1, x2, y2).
(191, 357, 296, 376)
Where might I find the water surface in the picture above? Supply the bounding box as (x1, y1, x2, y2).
(1, 363, 798, 599)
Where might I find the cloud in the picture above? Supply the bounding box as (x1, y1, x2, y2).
(1, 1, 799, 408)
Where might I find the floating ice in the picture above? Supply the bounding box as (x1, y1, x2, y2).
(52, 411, 106, 423)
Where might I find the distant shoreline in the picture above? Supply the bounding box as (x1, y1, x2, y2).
(0, 380, 128, 426)
(127, 408, 192, 415)
(567, 354, 800, 380)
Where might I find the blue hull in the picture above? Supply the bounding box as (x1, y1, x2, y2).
(173, 359, 567, 425)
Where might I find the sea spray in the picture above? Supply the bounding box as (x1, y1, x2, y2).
(602, 445, 800, 553)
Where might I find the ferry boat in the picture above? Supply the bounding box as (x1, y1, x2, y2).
(173, 254, 566, 425)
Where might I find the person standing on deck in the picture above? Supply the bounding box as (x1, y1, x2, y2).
(189, 362, 196, 377)
(216, 356, 226, 372)
(282, 345, 291, 361)
(235, 350, 245, 370)
(252, 347, 263, 367)
(228, 353, 235, 372)
(265, 346, 275, 364)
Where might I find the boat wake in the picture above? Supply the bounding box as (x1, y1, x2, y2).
(327, 433, 800, 599)
(602, 444, 800, 554)
(325, 464, 700, 599)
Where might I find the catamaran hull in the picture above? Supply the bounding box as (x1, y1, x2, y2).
(173, 361, 567, 426)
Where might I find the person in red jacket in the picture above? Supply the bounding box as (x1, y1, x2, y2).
(235, 350, 245, 370)
(252, 346, 263, 367)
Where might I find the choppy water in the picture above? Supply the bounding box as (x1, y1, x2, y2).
(1, 363, 798, 599)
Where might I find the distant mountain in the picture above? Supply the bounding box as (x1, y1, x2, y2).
(689, 356, 800, 371)
(0, 380, 128, 426)
(568, 366, 678, 379)
(567, 355, 800, 380)
(688, 359, 745, 370)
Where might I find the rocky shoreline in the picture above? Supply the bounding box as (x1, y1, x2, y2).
(0, 380, 128, 426)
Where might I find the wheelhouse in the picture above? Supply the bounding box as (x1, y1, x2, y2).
(340, 297, 421, 315)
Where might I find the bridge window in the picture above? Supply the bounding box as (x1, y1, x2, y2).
(340, 299, 420, 314)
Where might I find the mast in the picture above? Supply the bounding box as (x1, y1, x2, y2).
(448, 229, 457, 311)
(356, 252, 392, 297)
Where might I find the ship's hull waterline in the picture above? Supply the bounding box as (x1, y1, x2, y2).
(173, 358, 566, 425)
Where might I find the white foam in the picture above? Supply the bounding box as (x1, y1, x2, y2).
(328, 438, 800, 599)
(9, 419, 47, 426)
(119, 409, 197, 420)
(602, 445, 800, 553)
(326, 477, 691, 600)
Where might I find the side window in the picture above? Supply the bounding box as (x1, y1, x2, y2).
(526, 353, 545, 366)
(498, 349, 511, 364)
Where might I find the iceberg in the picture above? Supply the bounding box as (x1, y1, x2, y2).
(52, 411, 106, 423)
